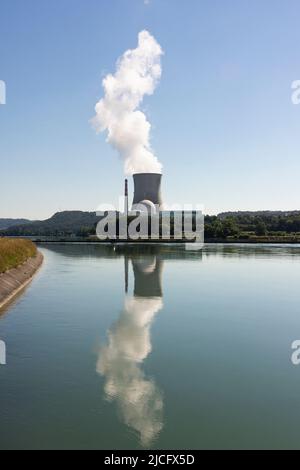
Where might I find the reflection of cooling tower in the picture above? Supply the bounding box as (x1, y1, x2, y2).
(98, 253, 164, 447)
(132, 173, 163, 209)
(132, 257, 163, 298)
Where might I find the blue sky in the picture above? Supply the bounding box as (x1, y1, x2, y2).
(1, 0, 300, 219)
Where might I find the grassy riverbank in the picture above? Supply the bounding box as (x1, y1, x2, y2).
(0, 238, 37, 273)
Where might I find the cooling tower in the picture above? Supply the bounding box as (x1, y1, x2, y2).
(132, 173, 163, 211)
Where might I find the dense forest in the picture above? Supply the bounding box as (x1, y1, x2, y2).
(205, 211, 300, 240)
(1, 210, 300, 242)
(0, 212, 101, 238)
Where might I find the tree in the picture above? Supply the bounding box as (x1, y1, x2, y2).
(255, 220, 267, 236)
(222, 218, 240, 237)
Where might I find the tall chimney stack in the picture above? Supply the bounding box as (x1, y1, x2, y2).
(124, 178, 128, 215)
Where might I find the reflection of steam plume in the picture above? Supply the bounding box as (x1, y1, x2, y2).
(97, 256, 164, 447)
(97, 297, 163, 446)
(91, 30, 163, 175)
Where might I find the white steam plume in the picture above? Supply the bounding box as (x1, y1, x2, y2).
(91, 30, 163, 175)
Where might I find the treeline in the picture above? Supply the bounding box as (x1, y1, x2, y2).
(0, 211, 101, 238)
(1, 210, 300, 241)
(205, 212, 300, 239)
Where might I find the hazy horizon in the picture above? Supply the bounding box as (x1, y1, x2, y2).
(2, 205, 300, 223)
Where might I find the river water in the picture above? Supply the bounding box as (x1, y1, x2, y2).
(1, 243, 300, 450)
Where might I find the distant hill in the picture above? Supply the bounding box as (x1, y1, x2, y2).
(1, 209, 300, 241)
(0, 211, 101, 237)
(0, 218, 32, 230)
(218, 210, 300, 219)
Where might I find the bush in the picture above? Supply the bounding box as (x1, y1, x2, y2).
(0, 238, 37, 273)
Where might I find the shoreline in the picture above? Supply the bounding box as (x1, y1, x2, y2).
(0, 251, 43, 310)
(32, 239, 300, 245)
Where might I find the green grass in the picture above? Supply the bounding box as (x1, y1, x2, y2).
(0, 238, 37, 273)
